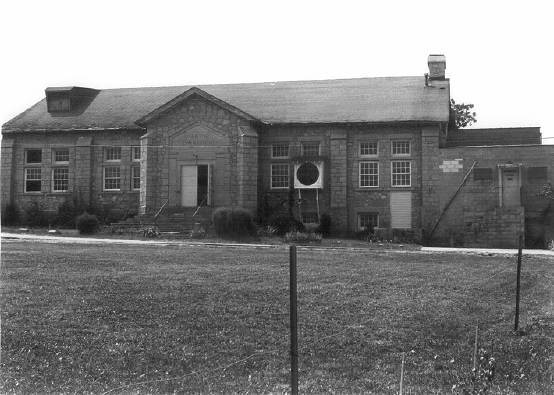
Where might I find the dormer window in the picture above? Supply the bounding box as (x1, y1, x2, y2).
(48, 97, 71, 112)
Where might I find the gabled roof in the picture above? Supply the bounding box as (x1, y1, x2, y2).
(2, 76, 450, 132)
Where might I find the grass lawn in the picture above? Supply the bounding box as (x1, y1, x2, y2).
(1, 240, 552, 393)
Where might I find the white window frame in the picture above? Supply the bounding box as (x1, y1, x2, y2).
(391, 140, 411, 156)
(25, 149, 42, 164)
(53, 148, 70, 164)
(132, 146, 141, 161)
(52, 167, 69, 192)
(270, 163, 289, 189)
(131, 166, 140, 190)
(24, 167, 42, 193)
(391, 160, 411, 187)
(271, 143, 289, 159)
(360, 141, 378, 157)
(359, 161, 379, 188)
(302, 212, 319, 224)
(105, 147, 122, 162)
(358, 212, 379, 231)
(301, 141, 320, 156)
(103, 166, 121, 191)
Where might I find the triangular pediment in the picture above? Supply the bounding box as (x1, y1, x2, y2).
(136, 87, 259, 126)
(169, 122, 229, 146)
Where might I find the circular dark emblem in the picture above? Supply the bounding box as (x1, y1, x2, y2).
(296, 162, 320, 185)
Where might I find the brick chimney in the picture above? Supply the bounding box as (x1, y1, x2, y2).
(427, 54, 446, 80)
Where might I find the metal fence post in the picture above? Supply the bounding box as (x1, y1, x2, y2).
(514, 234, 523, 331)
(289, 245, 299, 395)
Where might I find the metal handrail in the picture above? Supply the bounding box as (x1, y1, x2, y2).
(154, 199, 169, 221)
(192, 198, 207, 218)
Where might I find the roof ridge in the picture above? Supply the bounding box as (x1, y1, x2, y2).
(95, 75, 426, 92)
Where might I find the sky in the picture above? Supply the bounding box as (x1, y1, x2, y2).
(1, 0, 553, 143)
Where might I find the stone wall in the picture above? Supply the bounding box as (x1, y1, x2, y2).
(140, 95, 258, 215)
(1, 130, 142, 220)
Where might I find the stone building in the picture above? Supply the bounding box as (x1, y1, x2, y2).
(2, 55, 553, 247)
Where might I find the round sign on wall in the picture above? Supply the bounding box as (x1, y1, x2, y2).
(296, 162, 320, 186)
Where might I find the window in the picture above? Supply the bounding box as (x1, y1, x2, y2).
(26, 149, 42, 164)
(271, 163, 289, 189)
(132, 146, 141, 161)
(392, 140, 411, 156)
(359, 161, 379, 187)
(527, 167, 547, 181)
(391, 161, 411, 187)
(25, 168, 41, 192)
(52, 168, 69, 192)
(358, 213, 379, 232)
(104, 167, 121, 190)
(105, 147, 121, 161)
(54, 149, 69, 163)
(302, 142, 320, 156)
(271, 144, 289, 159)
(360, 142, 378, 157)
(302, 212, 318, 224)
(473, 168, 493, 181)
(48, 97, 70, 112)
(132, 166, 140, 190)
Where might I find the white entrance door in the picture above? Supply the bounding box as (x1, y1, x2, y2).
(390, 192, 412, 228)
(181, 165, 197, 207)
(502, 168, 520, 207)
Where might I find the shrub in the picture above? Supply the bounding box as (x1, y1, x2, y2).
(55, 200, 77, 228)
(76, 212, 99, 234)
(212, 207, 257, 238)
(269, 214, 305, 236)
(142, 226, 160, 238)
(2, 203, 20, 226)
(316, 213, 331, 236)
(284, 231, 322, 243)
(24, 202, 49, 227)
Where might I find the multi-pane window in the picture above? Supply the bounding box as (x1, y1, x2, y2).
(132, 166, 140, 190)
(104, 167, 121, 190)
(358, 212, 379, 232)
(392, 140, 411, 156)
(359, 161, 379, 187)
(360, 142, 378, 157)
(271, 163, 289, 189)
(54, 149, 69, 163)
(271, 144, 289, 159)
(26, 149, 42, 164)
(105, 147, 122, 161)
(302, 212, 319, 224)
(132, 146, 141, 161)
(52, 168, 69, 192)
(25, 168, 41, 192)
(302, 142, 320, 156)
(391, 161, 411, 187)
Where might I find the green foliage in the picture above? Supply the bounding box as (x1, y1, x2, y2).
(540, 183, 553, 200)
(449, 99, 477, 130)
(212, 207, 257, 238)
(76, 212, 99, 234)
(24, 202, 49, 227)
(268, 214, 305, 236)
(316, 213, 332, 236)
(142, 226, 160, 238)
(2, 203, 20, 226)
(453, 348, 496, 394)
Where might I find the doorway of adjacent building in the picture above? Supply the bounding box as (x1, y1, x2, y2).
(181, 165, 209, 207)
(501, 167, 520, 207)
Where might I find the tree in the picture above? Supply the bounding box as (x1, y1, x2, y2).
(541, 183, 554, 201)
(449, 99, 477, 130)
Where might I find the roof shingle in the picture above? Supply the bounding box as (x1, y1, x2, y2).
(2, 76, 450, 132)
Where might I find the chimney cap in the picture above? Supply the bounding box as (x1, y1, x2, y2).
(428, 54, 446, 64)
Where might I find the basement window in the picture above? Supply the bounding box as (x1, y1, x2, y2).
(358, 212, 379, 232)
(473, 168, 493, 181)
(302, 212, 318, 224)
